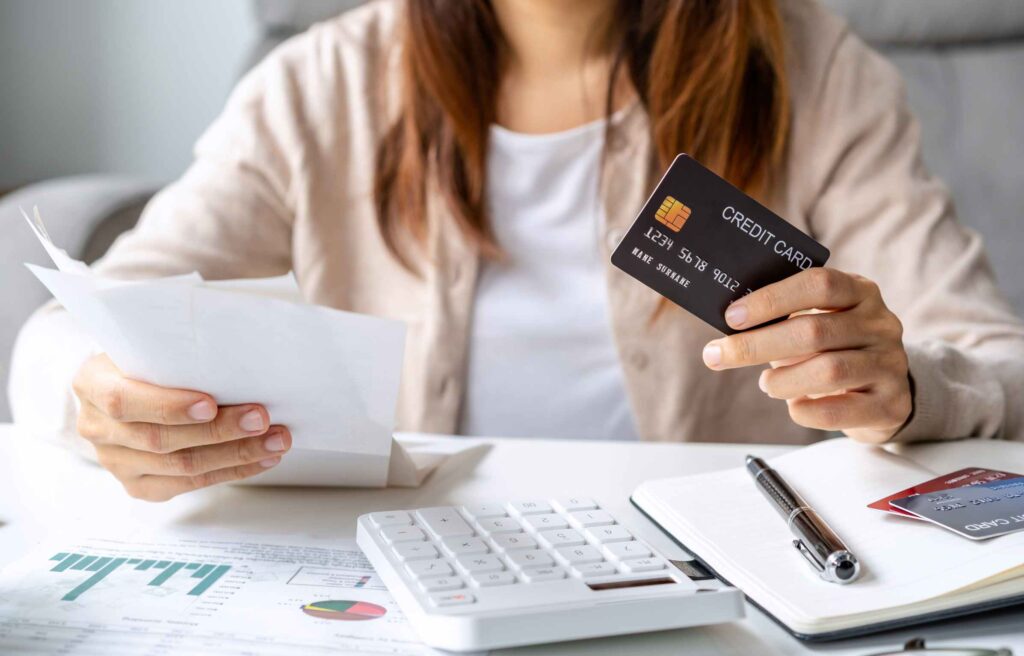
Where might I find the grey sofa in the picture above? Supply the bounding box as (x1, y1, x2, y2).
(2, 0, 1023, 422)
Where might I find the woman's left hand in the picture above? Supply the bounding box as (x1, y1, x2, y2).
(701, 267, 912, 444)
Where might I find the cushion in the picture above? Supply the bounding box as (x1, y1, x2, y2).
(820, 0, 1024, 45)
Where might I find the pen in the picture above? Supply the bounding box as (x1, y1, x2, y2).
(746, 455, 861, 584)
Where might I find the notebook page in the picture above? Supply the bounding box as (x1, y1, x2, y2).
(634, 438, 1024, 626)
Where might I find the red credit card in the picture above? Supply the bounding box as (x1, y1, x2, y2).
(868, 467, 1023, 517)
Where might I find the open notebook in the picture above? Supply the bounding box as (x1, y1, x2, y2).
(632, 438, 1024, 640)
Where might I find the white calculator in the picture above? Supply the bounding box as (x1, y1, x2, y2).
(356, 497, 743, 652)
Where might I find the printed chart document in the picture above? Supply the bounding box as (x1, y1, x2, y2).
(20, 208, 455, 487)
(0, 529, 482, 655)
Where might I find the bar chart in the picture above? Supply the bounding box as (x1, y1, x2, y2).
(48, 551, 231, 601)
(2, 535, 439, 656)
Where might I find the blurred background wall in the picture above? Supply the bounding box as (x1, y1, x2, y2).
(0, 0, 258, 191)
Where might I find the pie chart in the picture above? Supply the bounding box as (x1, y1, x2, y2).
(301, 599, 387, 621)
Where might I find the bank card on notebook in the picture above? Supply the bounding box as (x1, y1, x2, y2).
(890, 478, 1024, 540)
(868, 467, 1023, 518)
(610, 155, 830, 334)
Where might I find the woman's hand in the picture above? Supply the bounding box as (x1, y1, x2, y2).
(72, 353, 291, 501)
(701, 268, 912, 444)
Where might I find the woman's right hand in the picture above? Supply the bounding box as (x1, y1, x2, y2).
(72, 353, 291, 502)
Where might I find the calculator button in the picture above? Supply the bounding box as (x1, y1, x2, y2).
(585, 525, 634, 543)
(620, 558, 667, 573)
(393, 543, 439, 561)
(442, 536, 490, 556)
(508, 501, 553, 516)
(381, 525, 427, 543)
(604, 541, 653, 561)
(490, 533, 538, 552)
(430, 592, 476, 607)
(506, 549, 555, 570)
(521, 567, 566, 583)
(456, 554, 505, 574)
(556, 545, 604, 565)
(477, 517, 523, 535)
(462, 503, 507, 519)
(415, 507, 475, 538)
(572, 561, 619, 578)
(568, 509, 615, 528)
(538, 528, 586, 548)
(553, 497, 599, 513)
(419, 575, 464, 592)
(406, 559, 454, 578)
(471, 571, 517, 587)
(369, 511, 412, 527)
(521, 514, 569, 531)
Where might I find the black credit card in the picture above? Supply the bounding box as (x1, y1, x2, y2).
(611, 155, 830, 334)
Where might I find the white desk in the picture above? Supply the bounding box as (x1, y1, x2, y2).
(0, 423, 1020, 655)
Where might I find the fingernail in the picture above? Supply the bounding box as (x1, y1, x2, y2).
(264, 433, 286, 452)
(188, 400, 216, 421)
(259, 456, 281, 468)
(240, 409, 265, 432)
(758, 370, 769, 393)
(725, 303, 748, 328)
(703, 343, 722, 368)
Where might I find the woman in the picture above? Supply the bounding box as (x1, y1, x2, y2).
(11, 0, 1024, 501)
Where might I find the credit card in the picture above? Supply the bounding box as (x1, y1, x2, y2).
(890, 478, 1024, 540)
(868, 467, 1023, 517)
(610, 155, 830, 334)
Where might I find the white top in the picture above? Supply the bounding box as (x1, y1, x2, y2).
(459, 120, 639, 441)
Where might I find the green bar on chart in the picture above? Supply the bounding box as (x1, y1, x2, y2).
(51, 554, 83, 572)
(185, 563, 200, 570)
(62, 557, 128, 601)
(86, 557, 112, 572)
(128, 559, 140, 564)
(70, 556, 98, 571)
(188, 564, 230, 596)
(191, 564, 214, 579)
(135, 559, 156, 571)
(51, 553, 68, 561)
(154, 561, 170, 568)
(149, 561, 186, 586)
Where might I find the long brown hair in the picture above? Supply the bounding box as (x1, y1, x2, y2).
(375, 0, 789, 269)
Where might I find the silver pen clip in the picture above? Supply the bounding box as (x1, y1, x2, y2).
(792, 539, 825, 575)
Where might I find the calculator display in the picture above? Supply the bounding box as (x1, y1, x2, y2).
(587, 576, 676, 591)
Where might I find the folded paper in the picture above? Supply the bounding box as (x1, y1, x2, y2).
(22, 207, 457, 487)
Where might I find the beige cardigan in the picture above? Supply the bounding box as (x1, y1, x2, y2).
(19, 0, 1024, 446)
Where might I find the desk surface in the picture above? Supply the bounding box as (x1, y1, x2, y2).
(0, 423, 1020, 655)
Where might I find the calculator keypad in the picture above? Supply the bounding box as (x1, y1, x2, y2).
(420, 576, 464, 592)
(457, 554, 505, 574)
(491, 533, 538, 552)
(393, 543, 439, 561)
(367, 498, 675, 608)
(462, 503, 507, 519)
(442, 536, 489, 555)
(556, 545, 603, 564)
(478, 517, 523, 534)
(430, 591, 475, 607)
(521, 566, 566, 582)
(508, 501, 553, 516)
(416, 507, 475, 538)
(538, 529, 586, 548)
(521, 514, 569, 531)
(604, 541, 653, 560)
(381, 526, 426, 543)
